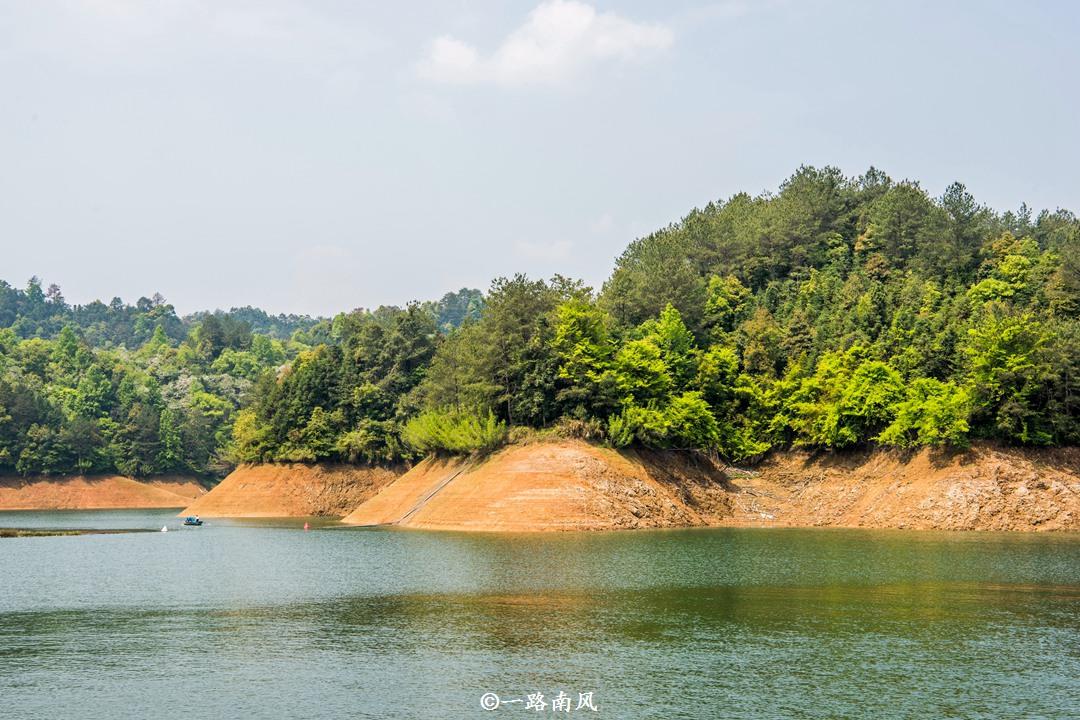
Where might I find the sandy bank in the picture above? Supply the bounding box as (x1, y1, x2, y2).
(342, 440, 1079, 532)
(180, 463, 400, 517)
(0, 475, 206, 510)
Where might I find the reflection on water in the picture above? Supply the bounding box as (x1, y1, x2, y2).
(1, 510, 1079, 718)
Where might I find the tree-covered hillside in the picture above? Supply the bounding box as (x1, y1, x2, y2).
(0, 281, 481, 477)
(235, 166, 1078, 464)
(0, 299, 304, 478)
(5, 166, 1078, 476)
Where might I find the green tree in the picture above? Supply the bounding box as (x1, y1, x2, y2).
(877, 379, 970, 448)
(551, 298, 615, 417)
(965, 310, 1067, 444)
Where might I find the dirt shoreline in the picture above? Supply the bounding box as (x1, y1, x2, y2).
(0, 475, 206, 511)
(342, 441, 1079, 533)
(722, 444, 1079, 532)
(119, 440, 1080, 533)
(179, 463, 401, 517)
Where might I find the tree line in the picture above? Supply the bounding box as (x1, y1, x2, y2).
(235, 167, 1078, 464)
(3, 166, 1077, 476)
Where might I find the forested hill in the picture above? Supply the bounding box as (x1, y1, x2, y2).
(0, 284, 482, 477)
(233, 166, 1079, 466)
(3, 166, 1078, 478)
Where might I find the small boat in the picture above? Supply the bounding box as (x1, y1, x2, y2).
(182, 516, 203, 526)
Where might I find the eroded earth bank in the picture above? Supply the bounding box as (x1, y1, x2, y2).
(336, 441, 1078, 532)
(0, 475, 206, 510)
(168, 441, 1080, 531)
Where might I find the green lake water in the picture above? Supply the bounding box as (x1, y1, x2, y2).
(1, 509, 1078, 719)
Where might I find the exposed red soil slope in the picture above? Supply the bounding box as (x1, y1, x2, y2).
(342, 441, 1079, 533)
(144, 476, 207, 501)
(729, 445, 1080, 531)
(343, 441, 731, 531)
(0, 475, 205, 510)
(180, 463, 401, 517)
(340, 456, 468, 526)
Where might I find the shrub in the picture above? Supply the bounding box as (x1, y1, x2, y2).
(607, 403, 670, 447)
(402, 408, 507, 455)
(606, 392, 721, 450)
(666, 391, 721, 449)
(550, 416, 607, 442)
(335, 419, 404, 463)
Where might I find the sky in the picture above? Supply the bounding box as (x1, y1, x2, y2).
(1, 0, 1078, 316)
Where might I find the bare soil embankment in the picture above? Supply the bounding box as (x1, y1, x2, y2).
(0, 475, 206, 510)
(342, 440, 1079, 533)
(343, 441, 732, 531)
(180, 463, 400, 517)
(728, 445, 1080, 531)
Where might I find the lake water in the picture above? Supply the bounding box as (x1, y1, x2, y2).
(1, 509, 1078, 719)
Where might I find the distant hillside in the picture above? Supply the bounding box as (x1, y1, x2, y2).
(0, 276, 483, 481)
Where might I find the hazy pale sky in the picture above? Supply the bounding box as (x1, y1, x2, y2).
(2, 0, 1078, 316)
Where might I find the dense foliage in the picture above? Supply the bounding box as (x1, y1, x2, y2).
(0, 289, 307, 477)
(6, 166, 1078, 474)
(390, 166, 1076, 457)
(589, 167, 1079, 455)
(0, 282, 489, 476)
(230, 304, 438, 464)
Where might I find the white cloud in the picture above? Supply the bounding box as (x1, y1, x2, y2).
(423, 36, 482, 80)
(418, 0, 673, 87)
